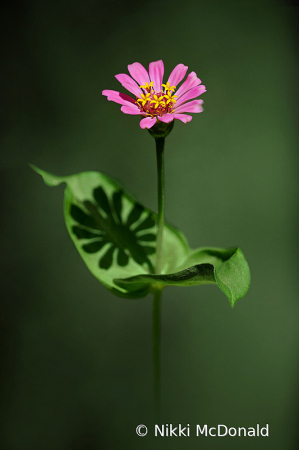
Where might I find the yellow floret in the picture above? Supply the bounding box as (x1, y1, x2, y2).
(163, 92, 178, 105)
(139, 81, 154, 91)
(137, 93, 151, 106)
(150, 95, 166, 109)
(162, 82, 177, 93)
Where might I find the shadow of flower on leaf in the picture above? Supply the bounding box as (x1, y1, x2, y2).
(70, 186, 156, 272)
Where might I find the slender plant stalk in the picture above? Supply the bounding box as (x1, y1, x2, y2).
(155, 137, 165, 275)
(153, 137, 165, 421)
(152, 286, 162, 421)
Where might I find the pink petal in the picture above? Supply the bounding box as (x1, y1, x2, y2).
(149, 60, 164, 92)
(175, 71, 202, 99)
(121, 105, 141, 115)
(128, 62, 150, 87)
(167, 64, 188, 88)
(174, 99, 204, 114)
(115, 74, 142, 97)
(140, 117, 156, 129)
(158, 114, 174, 124)
(102, 90, 135, 107)
(175, 85, 206, 108)
(172, 114, 193, 123)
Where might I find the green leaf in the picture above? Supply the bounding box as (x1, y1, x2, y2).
(115, 247, 250, 307)
(32, 166, 250, 305)
(32, 166, 189, 298)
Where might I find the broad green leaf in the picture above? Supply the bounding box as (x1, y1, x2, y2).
(115, 247, 250, 307)
(31, 166, 189, 298)
(32, 166, 250, 305)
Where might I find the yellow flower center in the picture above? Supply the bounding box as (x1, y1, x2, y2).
(136, 83, 177, 117)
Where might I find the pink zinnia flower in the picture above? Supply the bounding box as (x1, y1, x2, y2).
(102, 60, 206, 129)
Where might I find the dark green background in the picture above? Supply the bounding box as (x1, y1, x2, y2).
(1, 1, 299, 449)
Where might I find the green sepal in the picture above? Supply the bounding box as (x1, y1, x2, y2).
(32, 166, 250, 306)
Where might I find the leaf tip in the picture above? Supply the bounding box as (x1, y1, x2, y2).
(29, 164, 64, 187)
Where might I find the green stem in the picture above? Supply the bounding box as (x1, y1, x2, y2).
(152, 286, 162, 422)
(155, 137, 165, 275)
(152, 137, 165, 421)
